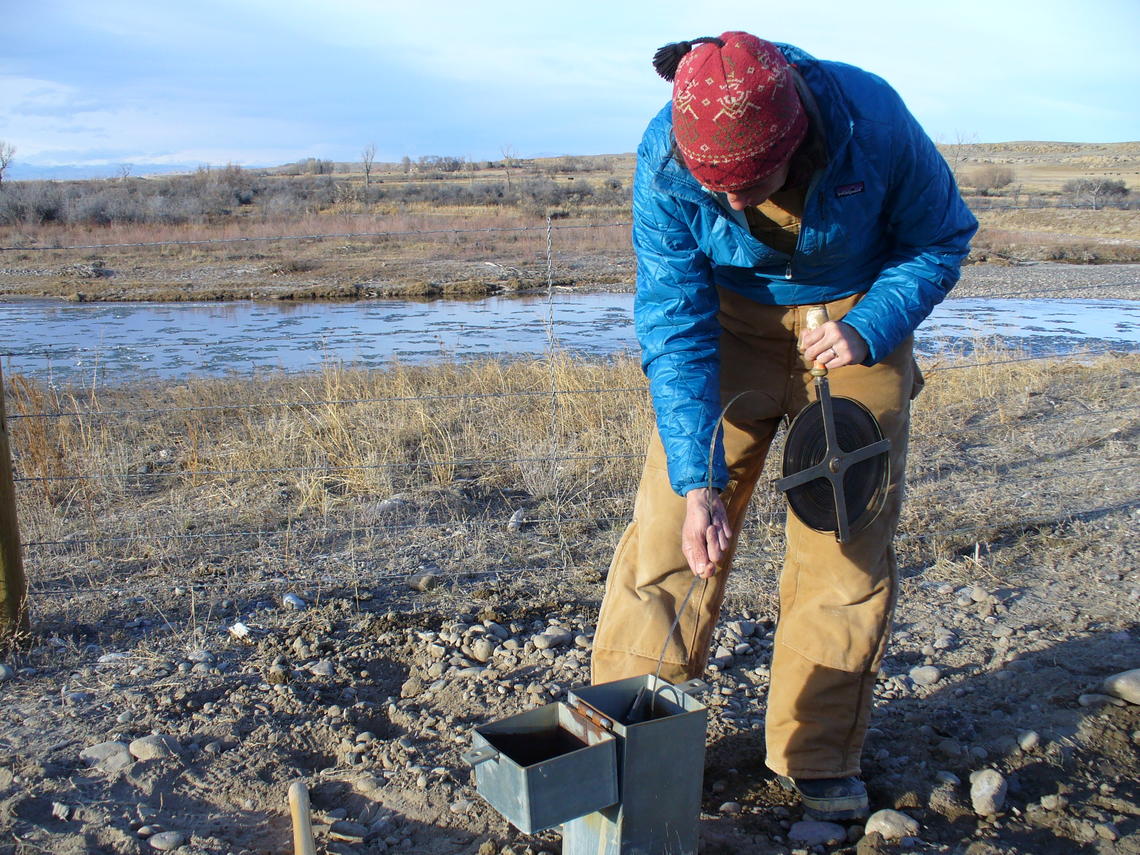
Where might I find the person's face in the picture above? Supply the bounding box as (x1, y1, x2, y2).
(721, 158, 792, 211)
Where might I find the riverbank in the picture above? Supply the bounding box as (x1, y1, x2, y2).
(1, 349, 1138, 854)
(953, 262, 1139, 300)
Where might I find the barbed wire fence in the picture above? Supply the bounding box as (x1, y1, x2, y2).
(1, 219, 1139, 649)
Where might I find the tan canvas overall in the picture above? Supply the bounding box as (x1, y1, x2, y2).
(591, 289, 920, 778)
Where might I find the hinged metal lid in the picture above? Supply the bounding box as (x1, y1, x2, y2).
(464, 701, 618, 833)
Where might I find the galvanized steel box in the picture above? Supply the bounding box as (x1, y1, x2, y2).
(464, 700, 619, 833)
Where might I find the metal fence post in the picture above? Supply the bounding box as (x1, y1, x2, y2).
(0, 363, 29, 649)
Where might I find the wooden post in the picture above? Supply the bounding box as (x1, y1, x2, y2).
(287, 780, 317, 855)
(0, 363, 29, 649)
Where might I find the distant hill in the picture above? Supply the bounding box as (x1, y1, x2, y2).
(8, 142, 1138, 191)
(934, 141, 1140, 192)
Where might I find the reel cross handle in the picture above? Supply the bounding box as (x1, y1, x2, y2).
(778, 303, 891, 543)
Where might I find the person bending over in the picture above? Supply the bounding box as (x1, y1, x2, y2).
(591, 31, 976, 821)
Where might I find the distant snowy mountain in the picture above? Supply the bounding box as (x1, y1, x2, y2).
(8, 163, 200, 181)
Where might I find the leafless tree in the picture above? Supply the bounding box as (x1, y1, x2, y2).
(0, 141, 15, 188)
(361, 143, 376, 186)
(500, 144, 520, 191)
(938, 130, 977, 186)
(1062, 177, 1128, 210)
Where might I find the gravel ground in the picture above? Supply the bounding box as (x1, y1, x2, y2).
(951, 262, 1140, 301)
(587, 260, 1140, 302)
(2, 548, 1137, 855)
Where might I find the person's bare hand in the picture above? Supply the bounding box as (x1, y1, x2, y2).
(801, 320, 868, 369)
(682, 487, 732, 579)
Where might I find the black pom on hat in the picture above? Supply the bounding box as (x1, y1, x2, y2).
(652, 36, 725, 81)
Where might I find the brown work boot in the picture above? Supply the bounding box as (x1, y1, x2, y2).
(777, 775, 870, 822)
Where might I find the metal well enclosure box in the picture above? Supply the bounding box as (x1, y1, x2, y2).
(465, 674, 708, 854)
(563, 675, 708, 855)
(464, 700, 619, 833)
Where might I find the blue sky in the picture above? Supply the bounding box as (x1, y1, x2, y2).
(3, 0, 1138, 175)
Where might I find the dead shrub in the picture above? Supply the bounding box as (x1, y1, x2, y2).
(969, 165, 1014, 195)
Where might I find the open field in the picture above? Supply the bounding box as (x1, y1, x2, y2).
(1, 330, 1138, 854)
(944, 142, 1140, 195)
(0, 143, 1137, 303)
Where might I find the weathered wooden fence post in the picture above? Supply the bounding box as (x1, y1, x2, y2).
(0, 363, 29, 649)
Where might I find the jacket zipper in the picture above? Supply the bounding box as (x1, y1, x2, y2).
(787, 170, 826, 279)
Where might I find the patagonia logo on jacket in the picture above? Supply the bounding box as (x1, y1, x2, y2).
(835, 182, 865, 197)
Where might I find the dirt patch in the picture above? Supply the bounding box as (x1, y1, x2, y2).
(2, 538, 1137, 854)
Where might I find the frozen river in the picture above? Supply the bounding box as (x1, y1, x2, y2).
(4, 293, 1139, 386)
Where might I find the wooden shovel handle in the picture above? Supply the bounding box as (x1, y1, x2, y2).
(288, 780, 318, 855)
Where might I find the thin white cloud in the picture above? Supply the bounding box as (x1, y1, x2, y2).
(1, 74, 318, 165)
(4, 0, 1137, 171)
(2, 76, 103, 118)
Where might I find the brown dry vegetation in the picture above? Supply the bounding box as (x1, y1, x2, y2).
(969, 207, 1140, 265)
(944, 141, 1140, 195)
(8, 354, 651, 530)
(9, 346, 1135, 600)
(0, 155, 635, 301)
(945, 141, 1140, 265)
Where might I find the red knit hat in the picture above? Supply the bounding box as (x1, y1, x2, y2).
(656, 32, 808, 192)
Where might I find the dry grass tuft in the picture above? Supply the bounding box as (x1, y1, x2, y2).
(6, 349, 1136, 618)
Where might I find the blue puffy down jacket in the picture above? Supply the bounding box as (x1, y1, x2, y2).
(633, 43, 978, 496)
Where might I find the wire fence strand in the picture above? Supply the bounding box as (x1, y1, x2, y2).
(23, 497, 1140, 597)
(7, 347, 1136, 422)
(15, 469, 1130, 556)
